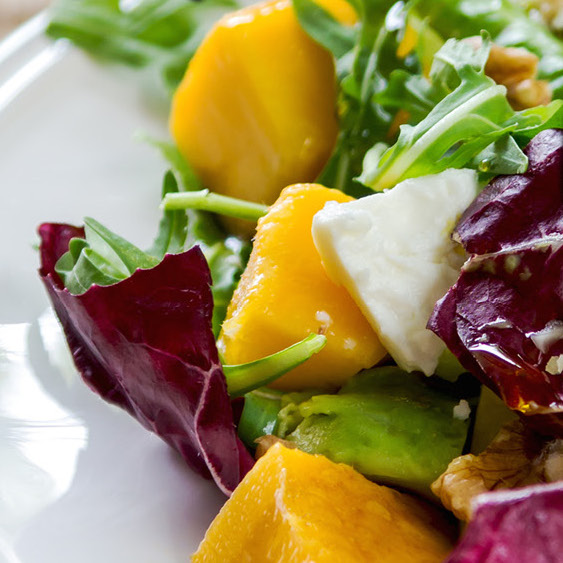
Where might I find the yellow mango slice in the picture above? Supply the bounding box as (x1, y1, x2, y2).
(192, 443, 455, 562)
(218, 183, 386, 390)
(169, 0, 347, 233)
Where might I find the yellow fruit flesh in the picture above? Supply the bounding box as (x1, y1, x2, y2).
(170, 0, 345, 234)
(218, 183, 386, 390)
(192, 444, 454, 562)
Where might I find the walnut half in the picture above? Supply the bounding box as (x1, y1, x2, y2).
(431, 420, 563, 521)
(464, 37, 552, 110)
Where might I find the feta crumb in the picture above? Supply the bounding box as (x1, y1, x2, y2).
(453, 399, 471, 421)
(529, 321, 563, 354)
(315, 310, 332, 326)
(546, 355, 563, 376)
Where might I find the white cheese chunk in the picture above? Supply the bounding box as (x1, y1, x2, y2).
(312, 168, 479, 375)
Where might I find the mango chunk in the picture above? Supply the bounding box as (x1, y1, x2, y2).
(192, 443, 455, 562)
(170, 0, 345, 235)
(218, 184, 386, 390)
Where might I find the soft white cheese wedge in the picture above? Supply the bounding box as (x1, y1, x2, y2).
(312, 168, 478, 375)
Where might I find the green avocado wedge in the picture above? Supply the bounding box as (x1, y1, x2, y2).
(276, 367, 476, 497)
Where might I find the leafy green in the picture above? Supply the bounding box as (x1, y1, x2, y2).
(410, 0, 563, 99)
(55, 236, 125, 294)
(47, 0, 238, 92)
(55, 218, 156, 294)
(55, 174, 182, 294)
(373, 69, 436, 124)
(57, 138, 251, 337)
(237, 388, 284, 448)
(293, 0, 562, 194)
(150, 140, 251, 336)
(162, 189, 268, 222)
(224, 334, 327, 397)
(360, 34, 558, 190)
(293, 0, 357, 57)
(147, 170, 188, 258)
(293, 0, 410, 195)
(512, 101, 563, 142)
(372, 35, 489, 125)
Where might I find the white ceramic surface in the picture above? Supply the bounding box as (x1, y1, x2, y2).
(0, 17, 225, 563)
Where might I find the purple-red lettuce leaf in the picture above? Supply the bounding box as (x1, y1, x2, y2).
(39, 222, 253, 495)
(455, 128, 563, 255)
(444, 481, 563, 563)
(429, 129, 563, 436)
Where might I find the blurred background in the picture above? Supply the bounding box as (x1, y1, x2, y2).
(0, 0, 51, 38)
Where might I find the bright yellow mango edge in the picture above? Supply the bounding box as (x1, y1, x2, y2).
(192, 443, 455, 562)
(169, 0, 356, 235)
(218, 183, 387, 390)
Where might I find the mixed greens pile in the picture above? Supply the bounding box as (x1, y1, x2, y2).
(40, 0, 563, 559)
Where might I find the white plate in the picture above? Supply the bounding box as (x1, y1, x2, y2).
(0, 16, 225, 563)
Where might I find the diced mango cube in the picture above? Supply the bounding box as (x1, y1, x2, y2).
(218, 183, 386, 390)
(170, 0, 350, 234)
(192, 443, 455, 562)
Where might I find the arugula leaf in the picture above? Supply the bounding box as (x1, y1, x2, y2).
(470, 135, 528, 176)
(410, 0, 563, 99)
(55, 168, 189, 295)
(55, 237, 125, 295)
(149, 140, 251, 337)
(373, 70, 436, 124)
(141, 135, 203, 191)
(224, 334, 327, 397)
(47, 0, 238, 92)
(292, 0, 357, 58)
(512, 101, 563, 142)
(360, 35, 556, 190)
(84, 217, 159, 273)
(293, 0, 409, 195)
(55, 219, 158, 295)
(147, 171, 188, 258)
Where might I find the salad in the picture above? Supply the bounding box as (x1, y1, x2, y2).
(35, 0, 563, 560)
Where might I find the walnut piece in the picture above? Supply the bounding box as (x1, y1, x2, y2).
(431, 420, 563, 521)
(464, 37, 552, 110)
(523, 0, 563, 34)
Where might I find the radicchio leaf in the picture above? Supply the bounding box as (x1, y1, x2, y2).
(429, 129, 563, 436)
(39, 223, 253, 495)
(444, 482, 563, 563)
(455, 128, 563, 255)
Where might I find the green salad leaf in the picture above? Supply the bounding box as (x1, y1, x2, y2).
(237, 388, 284, 448)
(149, 140, 251, 336)
(292, 0, 562, 194)
(55, 145, 251, 337)
(411, 0, 563, 98)
(360, 34, 560, 190)
(55, 173, 180, 294)
(148, 170, 188, 258)
(47, 0, 238, 91)
(293, 0, 357, 57)
(293, 0, 410, 195)
(224, 334, 327, 397)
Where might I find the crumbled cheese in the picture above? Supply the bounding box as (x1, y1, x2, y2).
(315, 310, 332, 326)
(453, 399, 471, 421)
(529, 321, 563, 354)
(546, 355, 563, 376)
